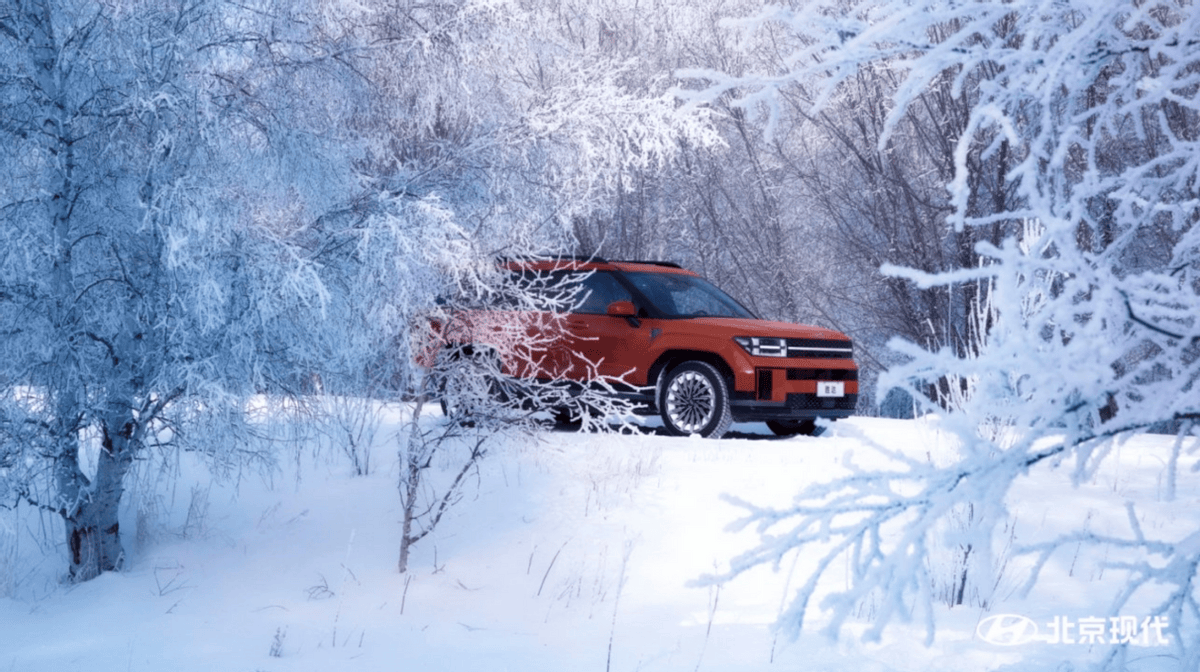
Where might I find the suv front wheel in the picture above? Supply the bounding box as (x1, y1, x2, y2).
(658, 361, 732, 439)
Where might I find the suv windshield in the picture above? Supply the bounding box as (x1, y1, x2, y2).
(623, 272, 755, 319)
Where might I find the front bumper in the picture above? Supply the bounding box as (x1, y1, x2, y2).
(730, 393, 859, 422)
(729, 364, 859, 422)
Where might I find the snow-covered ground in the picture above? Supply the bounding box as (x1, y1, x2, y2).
(1, 412, 1193, 671)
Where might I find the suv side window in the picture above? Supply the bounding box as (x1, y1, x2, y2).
(506, 269, 574, 311)
(623, 271, 754, 319)
(574, 272, 632, 315)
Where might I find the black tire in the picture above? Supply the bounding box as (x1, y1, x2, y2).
(437, 372, 483, 424)
(657, 361, 732, 438)
(766, 419, 819, 437)
(552, 406, 580, 427)
(550, 401, 604, 430)
(438, 383, 476, 422)
(435, 347, 502, 424)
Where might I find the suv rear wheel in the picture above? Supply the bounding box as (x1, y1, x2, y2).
(658, 361, 732, 438)
(436, 347, 504, 423)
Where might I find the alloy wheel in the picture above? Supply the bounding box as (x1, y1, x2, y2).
(666, 370, 716, 433)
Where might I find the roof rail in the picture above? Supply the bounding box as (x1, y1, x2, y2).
(495, 255, 683, 269)
(610, 259, 683, 269)
(496, 254, 609, 264)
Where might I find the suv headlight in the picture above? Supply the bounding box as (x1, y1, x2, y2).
(734, 336, 787, 358)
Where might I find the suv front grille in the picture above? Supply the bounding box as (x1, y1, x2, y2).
(786, 368, 858, 381)
(756, 368, 773, 400)
(786, 338, 853, 359)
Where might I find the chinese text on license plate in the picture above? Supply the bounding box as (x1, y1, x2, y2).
(817, 381, 844, 398)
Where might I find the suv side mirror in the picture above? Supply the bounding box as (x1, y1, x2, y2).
(606, 300, 636, 317)
(607, 300, 640, 327)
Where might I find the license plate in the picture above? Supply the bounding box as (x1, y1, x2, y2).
(817, 381, 845, 398)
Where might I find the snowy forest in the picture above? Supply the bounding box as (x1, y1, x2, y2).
(1, 0, 1198, 671)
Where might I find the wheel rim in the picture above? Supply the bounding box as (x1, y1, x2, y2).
(666, 370, 716, 433)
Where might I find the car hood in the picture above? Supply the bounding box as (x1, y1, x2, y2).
(684, 317, 851, 341)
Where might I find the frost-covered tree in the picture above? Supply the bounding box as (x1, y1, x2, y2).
(0, 0, 260, 582)
(0, 0, 715, 584)
(0, 0, 479, 582)
(310, 0, 718, 572)
(688, 0, 1200, 668)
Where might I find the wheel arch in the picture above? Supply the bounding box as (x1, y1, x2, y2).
(648, 350, 735, 392)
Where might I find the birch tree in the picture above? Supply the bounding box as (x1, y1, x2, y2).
(0, 0, 444, 582)
(0, 0, 248, 582)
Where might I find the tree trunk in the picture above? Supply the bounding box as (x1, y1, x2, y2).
(397, 469, 419, 574)
(63, 416, 135, 582)
(397, 400, 424, 574)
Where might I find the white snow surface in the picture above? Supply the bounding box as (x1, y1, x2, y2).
(1, 412, 1193, 671)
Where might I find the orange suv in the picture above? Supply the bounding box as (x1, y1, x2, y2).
(429, 257, 858, 438)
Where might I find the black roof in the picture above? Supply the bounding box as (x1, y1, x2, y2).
(496, 254, 682, 269)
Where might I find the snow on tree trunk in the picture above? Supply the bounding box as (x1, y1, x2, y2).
(62, 416, 135, 580)
(398, 400, 425, 575)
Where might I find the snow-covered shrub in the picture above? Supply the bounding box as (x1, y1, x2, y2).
(688, 0, 1200, 668)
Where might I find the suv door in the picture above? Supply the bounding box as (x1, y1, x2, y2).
(563, 271, 644, 381)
